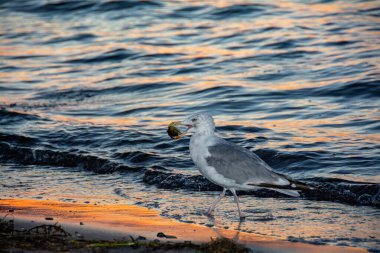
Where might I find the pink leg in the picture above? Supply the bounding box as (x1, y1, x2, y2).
(207, 188, 226, 215)
(230, 188, 245, 219)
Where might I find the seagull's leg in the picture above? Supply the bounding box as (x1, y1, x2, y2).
(207, 188, 226, 215)
(230, 188, 245, 219)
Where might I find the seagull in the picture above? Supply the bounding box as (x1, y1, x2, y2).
(175, 112, 310, 219)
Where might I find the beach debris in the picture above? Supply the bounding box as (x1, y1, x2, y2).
(157, 232, 177, 239)
(27, 224, 71, 237)
(252, 215, 275, 222)
(45, 217, 54, 220)
(79, 222, 84, 225)
(90, 241, 136, 248)
(201, 237, 250, 253)
(157, 232, 165, 238)
(0, 215, 14, 233)
(1, 219, 251, 252)
(167, 122, 184, 140)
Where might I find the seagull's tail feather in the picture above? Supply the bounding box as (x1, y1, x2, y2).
(252, 180, 312, 191)
(272, 189, 300, 197)
(247, 177, 313, 197)
(286, 177, 314, 191)
(276, 172, 314, 190)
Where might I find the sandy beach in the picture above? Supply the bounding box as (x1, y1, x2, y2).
(0, 198, 368, 253)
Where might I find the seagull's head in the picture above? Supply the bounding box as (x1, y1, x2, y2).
(181, 112, 215, 135)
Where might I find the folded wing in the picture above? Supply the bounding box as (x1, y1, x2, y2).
(206, 140, 309, 196)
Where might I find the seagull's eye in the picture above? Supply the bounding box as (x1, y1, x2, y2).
(191, 118, 197, 122)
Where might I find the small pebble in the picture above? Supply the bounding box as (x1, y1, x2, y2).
(136, 236, 146, 240)
(75, 231, 83, 238)
(157, 232, 166, 238)
(156, 232, 177, 239)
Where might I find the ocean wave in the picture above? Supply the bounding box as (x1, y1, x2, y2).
(218, 125, 270, 133)
(185, 86, 244, 99)
(0, 141, 140, 173)
(0, 133, 37, 146)
(45, 33, 97, 44)
(308, 79, 380, 98)
(1, 0, 162, 15)
(0, 86, 28, 91)
(113, 106, 161, 116)
(64, 48, 137, 64)
(239, 79, 380, 99)
(143, 168, 380, 208)
(247, 72, 294, 81)
(1, 134, 379, 208)
(33, 88, 100, 101)
(32, 81, 184, 101)
(114, 150, 159, 164)
(0, 109, 41, 123)
(98, 0, 162, 12)
(209, 3, 276, 19)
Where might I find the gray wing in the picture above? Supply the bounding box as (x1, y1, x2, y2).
(206, 140, 288, 186)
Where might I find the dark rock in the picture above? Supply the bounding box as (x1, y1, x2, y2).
(156, 232, 177, 239)
(157, 232, 166, 238)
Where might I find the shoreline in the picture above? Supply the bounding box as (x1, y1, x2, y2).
(0, 198, 367, 253)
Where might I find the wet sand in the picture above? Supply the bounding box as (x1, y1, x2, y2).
(0, 198, 367, 253)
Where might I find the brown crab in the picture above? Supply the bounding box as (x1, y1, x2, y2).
(167, 121, 185, 140)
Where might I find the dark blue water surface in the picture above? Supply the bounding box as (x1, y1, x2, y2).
(1, 0, 380, 250)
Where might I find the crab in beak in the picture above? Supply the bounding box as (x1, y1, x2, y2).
(167, 121, 192, 140)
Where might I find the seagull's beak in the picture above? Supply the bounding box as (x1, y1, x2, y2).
(170, 121, 182, 126)
(173, 121, 193, 134)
